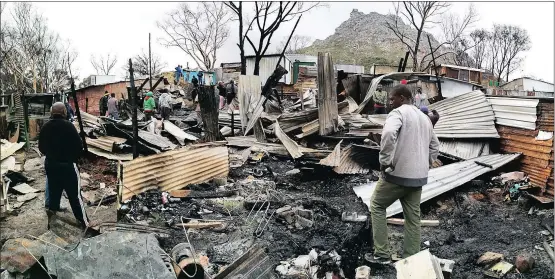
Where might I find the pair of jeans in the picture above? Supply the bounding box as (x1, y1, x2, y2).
(44, 159, 89, 227)
(370, 178, 422, 258)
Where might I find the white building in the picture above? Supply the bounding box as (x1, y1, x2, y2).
(82, 75, 116, 87)
(501, 77, 554, 93)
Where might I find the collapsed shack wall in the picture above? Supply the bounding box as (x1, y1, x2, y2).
(488, 96, 554, 199)
(118, 144, 229, 202)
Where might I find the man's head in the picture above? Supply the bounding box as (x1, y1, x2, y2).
(110, 93, 115, 98)
(377, 84, 383, 91)
(146, 91, 154, 97)
(51, 102, 67, 118)
(389, 85, 412, 109)
(420, 106, 429, 114)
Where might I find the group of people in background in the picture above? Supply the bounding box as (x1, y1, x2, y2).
(99, 91, 119, 120)
(336, 73, 439, 126)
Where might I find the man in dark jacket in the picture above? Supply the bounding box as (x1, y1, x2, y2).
(39, 102, 90, 229)
(99, 91, 109, 116)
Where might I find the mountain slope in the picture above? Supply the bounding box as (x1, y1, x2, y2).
(298, 9, 448, 72)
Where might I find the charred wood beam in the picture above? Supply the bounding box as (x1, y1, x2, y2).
(198, 86, 223, 142)
(137, 78, 149, 92)
(317, 52, 339, 136)
(128, 59, 139, 158)
(150, 77, 165, 91)
(427, 35, 443, 100)
(397, 58, 404, 72)
(402, 51, 410, 72)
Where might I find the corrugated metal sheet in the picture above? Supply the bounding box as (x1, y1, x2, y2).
(439, 140, 490, 160)
(497, 124, 553, 195)
(429, 90, 499, 138)
(487, 96, 539, 130)
(353, 153, 521, 217)
(121, 146, 229, 201)
(285, 54, 318, 63)
(246, 56, 291, 84)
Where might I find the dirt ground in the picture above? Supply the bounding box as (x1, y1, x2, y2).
(122, 157, 555, 279)
(0, 150, 117, 249)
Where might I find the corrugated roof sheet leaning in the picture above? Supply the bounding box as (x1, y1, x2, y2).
(353, 153, 521, 217)
(439, 140, 491, 160)
(429, 90, 499, 138)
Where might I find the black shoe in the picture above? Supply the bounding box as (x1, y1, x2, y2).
(364, 253, 392, 265)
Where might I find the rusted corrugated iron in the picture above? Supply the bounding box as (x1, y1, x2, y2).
(120, 146, 229, 201)
(497, 123, 554, 196)
(87, 137, 115, 152)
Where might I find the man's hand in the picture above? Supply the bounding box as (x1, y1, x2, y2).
(339, 91, 346, 96)
(380, 164, 394, 172)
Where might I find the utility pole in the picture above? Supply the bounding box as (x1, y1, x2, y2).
(149, 33, 153, 90)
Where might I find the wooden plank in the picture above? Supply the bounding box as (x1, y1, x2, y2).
(317, 52, 338, 135)
(169, 190, 191, 198)
(396, 249, 444, 279)
(163, 120, 198, 145)
(387, 218, 440, 227)
(274, 120, 303, 159)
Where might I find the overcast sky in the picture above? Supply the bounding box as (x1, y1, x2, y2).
(5, 1, 554, 83)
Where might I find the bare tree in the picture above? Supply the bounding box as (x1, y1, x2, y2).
(487, 24, 530, 82)
(247, 2, 321, 75)
(224, 2, 256, 75)
(225, 2, 322, 76)
(277, 34, 312, 53)
(122, 49, 168, 78)
(1, 2, 67, 93)
(469, 29, 490, 69)
(385, 2, 478, 71)
(158, 2, 232, 71)
(90, 53, 118, 75)
(385, 2, 450, 71)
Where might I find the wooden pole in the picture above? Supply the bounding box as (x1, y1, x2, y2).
(198, 86, 222, 142)
(427, 35, 443, 99)
(402, 51, 410, 72)
(317, 52, 338, 136)
(149, 33, 153, 90)
(67, 53, 87, 153)
(128, 59, 139, 159)
(70, 81, 87, 153)
(397, 58, 404, 72)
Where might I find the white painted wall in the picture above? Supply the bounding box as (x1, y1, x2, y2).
(245, 56, 292, 84)
(431, 77, 476, 98)
(522, 78, 554, 92)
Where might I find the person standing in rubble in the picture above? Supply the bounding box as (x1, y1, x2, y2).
(175, 65, 182, 84)
(39, 102, 90, 229)
(420, 106, 440, 127)
(226, 80, 238, 109)
(371, 84, 388, 114)
(107, 93, 119, 120)
(191, 75, 199, 102)
(217, 81, 226, 109)
(366, 85, 439, 264)
(336, 70, 348, 102)
(158, 91, 172, 120)
(99, 91, 110, 116)
(143, 91, 156, 120)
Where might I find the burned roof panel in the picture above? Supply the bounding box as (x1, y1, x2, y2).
(353, 153, 521, 217)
